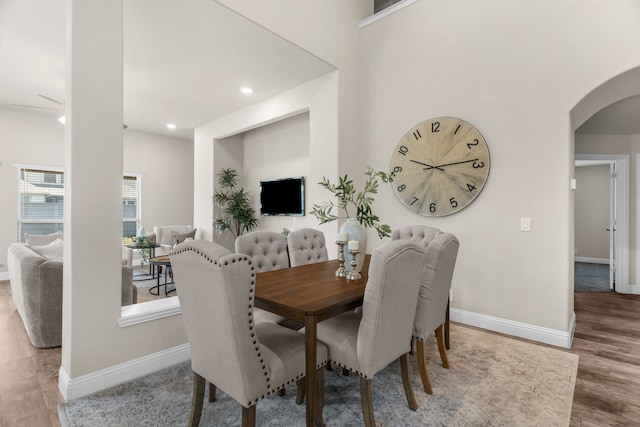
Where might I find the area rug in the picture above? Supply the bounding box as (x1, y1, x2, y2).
(58, 324, 578, 426)
(574, 262, 611, 292)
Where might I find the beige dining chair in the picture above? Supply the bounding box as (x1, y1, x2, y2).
(314, 239, 426, 427)
(169, 239, 328, 427)
(235, 230, 294, 327)
(392, 225, 459, 394)
(287, 228, 329, 267)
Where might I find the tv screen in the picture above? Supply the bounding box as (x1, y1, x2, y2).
(260, 176, 305, 216)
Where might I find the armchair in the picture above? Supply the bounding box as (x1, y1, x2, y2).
(153, 225, 195, 256)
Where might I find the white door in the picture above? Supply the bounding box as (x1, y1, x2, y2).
(609, 162, 616, 290)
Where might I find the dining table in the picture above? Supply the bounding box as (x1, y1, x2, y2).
(255, 255, 371, 427)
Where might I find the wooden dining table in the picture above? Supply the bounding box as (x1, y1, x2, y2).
(255, 255, 371, 427)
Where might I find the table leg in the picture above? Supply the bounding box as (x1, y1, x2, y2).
(305, 314, 317, 427)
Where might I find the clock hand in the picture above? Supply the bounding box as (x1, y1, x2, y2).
(410, 159, 444, 171)
(432, 158, 479, 169)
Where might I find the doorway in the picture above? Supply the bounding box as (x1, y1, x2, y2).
(575, 155, 629, 293)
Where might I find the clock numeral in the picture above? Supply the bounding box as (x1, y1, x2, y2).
(429, 202, 436, 213)
(431, 122, 440, 133)
(410, 196, 419, 206)
(467, 183, 477, 192)
(388, 166, 403, 182)
(453, 124, 461, 135)
(397, 184, 406, 192)
(467, 139, 479, 149)
(449, 197, 458, 208)
(398, 145, 409, 156)
(413, 129, 422, 140)
(472, 161, 485, 169)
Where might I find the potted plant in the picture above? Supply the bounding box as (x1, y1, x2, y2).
(310, 166, 391, 238)
(310, 166, 391, 272)
(213, 168, 259, 239)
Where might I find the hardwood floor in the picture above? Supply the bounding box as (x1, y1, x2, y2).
(0, 281, 61, 427)
(1, 278, 639, 426)
(569, 292, 640, 426)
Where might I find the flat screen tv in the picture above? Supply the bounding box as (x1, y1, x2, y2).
(260, 176, 305, 216)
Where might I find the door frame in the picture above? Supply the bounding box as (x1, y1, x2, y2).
(575, 154, 630, 293)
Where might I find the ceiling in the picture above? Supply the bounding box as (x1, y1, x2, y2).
(576, 94, 640, 135)
(0, 0, 335, 141)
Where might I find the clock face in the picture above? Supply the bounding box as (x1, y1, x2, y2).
(390, 117, 490, 217)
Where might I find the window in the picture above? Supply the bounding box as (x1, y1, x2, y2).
(17, 166, 142, 244)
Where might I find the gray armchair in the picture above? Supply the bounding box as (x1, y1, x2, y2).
(169, 239, 328, 426)
(287, 228, 329, 267)
(392, 225, 459, 394)
(315, 240, 425, 427)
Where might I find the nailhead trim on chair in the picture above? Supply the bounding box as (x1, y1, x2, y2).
(330, 360, 368, 379)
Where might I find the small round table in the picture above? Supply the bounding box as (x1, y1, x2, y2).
(148, 256, 176, 296)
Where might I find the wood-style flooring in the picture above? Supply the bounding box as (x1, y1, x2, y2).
(1, 279, 639, 426)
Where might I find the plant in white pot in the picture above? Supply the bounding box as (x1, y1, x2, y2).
(310, 166, 391, 272)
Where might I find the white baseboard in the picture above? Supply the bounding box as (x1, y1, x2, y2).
(575, 256, 609, 264)
(0, 272, 9, 281)
(59, 343, 191, 401)
(450, 308, 576, 349)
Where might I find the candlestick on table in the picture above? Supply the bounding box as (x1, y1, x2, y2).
(335, 239, 347, 277)
(346, 249, 361, 280)
(348, 240, 359, 251)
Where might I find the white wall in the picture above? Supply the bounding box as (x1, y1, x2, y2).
(575, 164, 610, 260)
(243, 112, 311, 234)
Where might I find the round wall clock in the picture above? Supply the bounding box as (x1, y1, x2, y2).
(389, 116, 490, 217)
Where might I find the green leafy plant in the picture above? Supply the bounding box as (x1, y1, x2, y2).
(131, 236, 152, 266)
(213, 168, 259, 239)
(310, 166, 391, 238)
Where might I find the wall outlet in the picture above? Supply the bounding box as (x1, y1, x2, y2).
(520, 217, 531, 232)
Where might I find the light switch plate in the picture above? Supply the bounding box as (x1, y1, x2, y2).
(520, 218, 531, 232)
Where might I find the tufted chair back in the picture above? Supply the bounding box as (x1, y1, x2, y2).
(287, 228, 329, 267)
(391, 224, 442, 247)
(235, 231, 290, 272)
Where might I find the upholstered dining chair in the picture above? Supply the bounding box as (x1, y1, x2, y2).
(392, 225, 459, 395)
(314, 239, 426, 427)
(287, 228, 329, 267)
(169, 239, 328, 427)
(235, 231, 293, 326)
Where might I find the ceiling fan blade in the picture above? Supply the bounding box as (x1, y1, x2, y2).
(37, 94, 65, 106)
(10, 103, 60, 111)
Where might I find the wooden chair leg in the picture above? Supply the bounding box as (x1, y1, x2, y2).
(189, 372, 205, 427)
(416, 340, 433, 394)
(241, 405, 256, 427)
(315, 366, 325, 427)
(400, 353, 418, 411)
(445, 301, 450, 349)
(435, 324, 450, 369)
(359, 377, 375, 427)
(208, 382, 217, 402)
(296, 378, 305, 405)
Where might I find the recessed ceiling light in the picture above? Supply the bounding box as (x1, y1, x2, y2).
(240, 87, 254, 95)
(166, 123, 177, 129)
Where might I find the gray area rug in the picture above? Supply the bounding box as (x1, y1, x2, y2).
(58, 324, 578, 426)
(574, 262, 611, 292)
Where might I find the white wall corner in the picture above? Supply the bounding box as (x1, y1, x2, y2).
(58, 343, 191, 401)
(451, 308, 576, 349)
